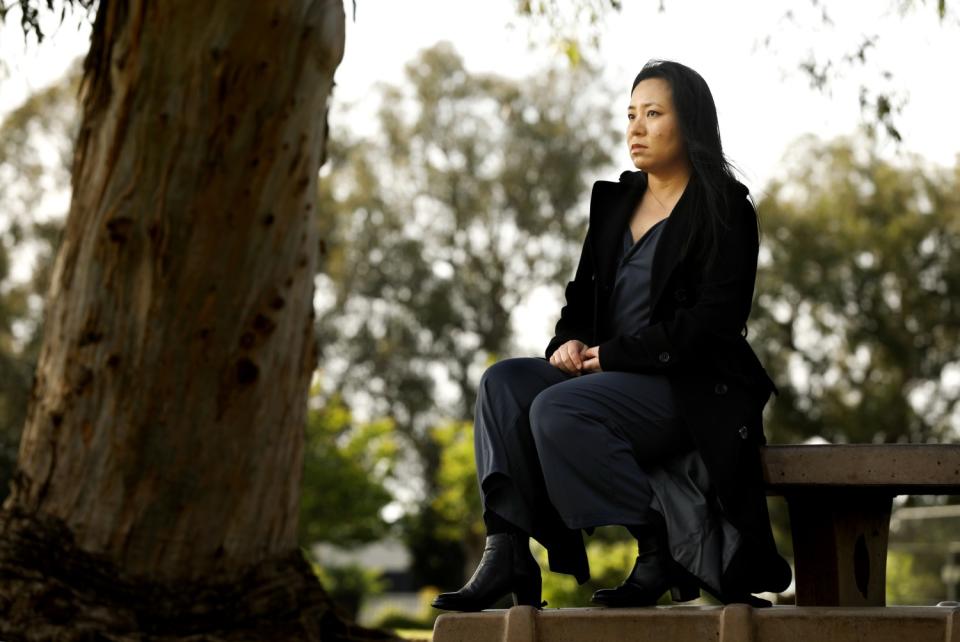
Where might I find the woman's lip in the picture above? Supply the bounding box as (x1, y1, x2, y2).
(631, 144, 646, 150)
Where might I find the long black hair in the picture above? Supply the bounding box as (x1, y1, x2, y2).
(631, 59, 748, 274)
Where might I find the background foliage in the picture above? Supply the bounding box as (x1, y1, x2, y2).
(753, 135, 960, 445)
(0, 57, 78, 493)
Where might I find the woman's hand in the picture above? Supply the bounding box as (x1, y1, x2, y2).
(549, 340, 588, 375)
(581, 345, 602, 373)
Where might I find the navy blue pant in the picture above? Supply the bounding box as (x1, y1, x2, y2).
(474, 357, 695, 535)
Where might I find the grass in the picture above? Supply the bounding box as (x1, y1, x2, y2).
(393, 629, 433, 641)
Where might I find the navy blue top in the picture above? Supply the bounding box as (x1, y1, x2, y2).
(607, 216, 668, 337)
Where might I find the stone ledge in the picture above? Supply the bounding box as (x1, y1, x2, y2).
(433, 604, 960, 642)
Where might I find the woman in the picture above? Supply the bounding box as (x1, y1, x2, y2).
(432, 59, 791, 612)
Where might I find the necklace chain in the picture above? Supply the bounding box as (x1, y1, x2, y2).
(647, 188, 670, 213)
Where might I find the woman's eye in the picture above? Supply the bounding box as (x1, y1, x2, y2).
(647, 110, 659, 117)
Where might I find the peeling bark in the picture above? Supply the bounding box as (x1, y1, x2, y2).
(0, 1, 391, 639)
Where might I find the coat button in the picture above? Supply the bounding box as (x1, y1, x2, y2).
(714, 382, 728, 394)
(673, 288, 688, 302)
(658, 351, 670, 363)
(738, 425, 749, 440)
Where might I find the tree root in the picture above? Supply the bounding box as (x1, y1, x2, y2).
(0, 507, 404, 641)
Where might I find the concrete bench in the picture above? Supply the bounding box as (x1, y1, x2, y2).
(432, 444, 960, 642)
(433, 603, 960, 642)
(763, 444, 960, 607)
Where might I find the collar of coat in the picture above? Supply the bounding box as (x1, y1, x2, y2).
(587, 169, 750, 313)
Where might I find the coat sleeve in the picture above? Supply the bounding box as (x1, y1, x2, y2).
(597, 195, 759, 374)
(544, 226, 596, 360)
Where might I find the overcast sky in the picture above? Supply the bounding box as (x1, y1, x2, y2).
(3, 1, 958, 181)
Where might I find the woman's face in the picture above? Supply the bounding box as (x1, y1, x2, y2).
(626, 77, 687, 174)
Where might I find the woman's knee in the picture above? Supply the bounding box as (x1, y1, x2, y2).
(529, 387, 575, 440)
(479, 357, 541, 394)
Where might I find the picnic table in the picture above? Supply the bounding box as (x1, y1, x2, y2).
(431, 443, 960, 642)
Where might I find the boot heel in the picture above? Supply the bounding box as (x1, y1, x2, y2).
(670, 582, 699, 602)
(510, 532, 544, 608)
(512, 573, 543, 608)
(668, 563, 700, 602)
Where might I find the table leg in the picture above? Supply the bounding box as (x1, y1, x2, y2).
(784, 491, 892, 606)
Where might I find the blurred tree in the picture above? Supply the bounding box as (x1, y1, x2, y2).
(428, 418, 484, 583)
(886, 548, 947, 604)
(0, 58, 79, 500)
(752, 135, 960, 445)
(309, 559, 387, 623)
(774, 0, 958, 143)
(431, 420, 482, 545)
(299, 387, 398, 547)
(887, 504, 960, 603)
(0, 0, 95, 44)
(508, 0, 627, 65)
(315, 41, 618, 588)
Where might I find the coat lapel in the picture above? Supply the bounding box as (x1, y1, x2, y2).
(588, 175, 642, 287)
(588, 171, 696, 316)
(649, 175, 697, 313)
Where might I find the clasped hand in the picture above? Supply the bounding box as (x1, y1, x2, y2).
(548, 340, 601, 376)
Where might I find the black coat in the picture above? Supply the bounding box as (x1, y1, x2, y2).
(543, 169, 792, 595)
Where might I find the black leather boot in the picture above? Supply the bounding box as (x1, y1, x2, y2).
(431, 532, 545, 611)
(591, 528, 699, 607)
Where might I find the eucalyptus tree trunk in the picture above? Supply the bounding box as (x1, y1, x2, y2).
(0, 2, 395, 640)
